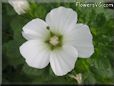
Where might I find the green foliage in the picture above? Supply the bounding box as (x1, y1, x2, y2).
(2, 1, 114, 85)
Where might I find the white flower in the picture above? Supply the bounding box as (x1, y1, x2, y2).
(19, 7, 94, 76)
(8, 0, 30, 15)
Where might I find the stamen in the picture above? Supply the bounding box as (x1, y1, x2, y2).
(49, 36, 59, 46)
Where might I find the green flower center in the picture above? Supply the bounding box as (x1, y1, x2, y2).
(49, 36, 59, 46)
(45, 26, 63, 50)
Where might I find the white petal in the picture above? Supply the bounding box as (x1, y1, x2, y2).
(50, 45, 78, 76)
(19, 40, 50, 69)
(22, 18, 50, 41)
(46, 6, 77, 34)
(22, 31, 32, 40)
(64, 24, 94, 58)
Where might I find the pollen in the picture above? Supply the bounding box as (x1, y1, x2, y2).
(49, 36, 59, 46)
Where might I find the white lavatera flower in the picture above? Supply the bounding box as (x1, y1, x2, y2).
(20, 7, 94, 76)
(8, 0, 30, 15)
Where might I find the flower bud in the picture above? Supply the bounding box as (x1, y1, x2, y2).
(69, 73, 82, 84)
(8, 0, 30, 15)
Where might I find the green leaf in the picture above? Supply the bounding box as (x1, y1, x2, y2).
(3, 40, 24, 67)
(10, 16, 30, 42)
(22, 63, 56, 83)
(90, 58, 113, 83)
(23, 63, 46, 76)
(83, 71, 96, 84)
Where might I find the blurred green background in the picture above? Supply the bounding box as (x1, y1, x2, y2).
(2, 1, 114, 85)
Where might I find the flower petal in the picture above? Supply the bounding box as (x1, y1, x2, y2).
(64, 24, 94, 58)
(22, 18, 50, 41)
(46, 6, 77, 34)
(50, 45, 78, 76)
(19, 40, 50, 69)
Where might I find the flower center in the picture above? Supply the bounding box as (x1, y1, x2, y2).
(45, 26, 63, 50)
(49, 36, 59, 46)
